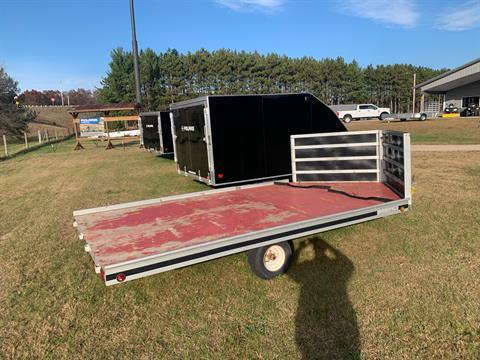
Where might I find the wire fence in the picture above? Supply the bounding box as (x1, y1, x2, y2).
(1, 129, 72, 160)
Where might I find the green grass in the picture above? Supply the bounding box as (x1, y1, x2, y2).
(1, 136, 72, 160)
(32, 106, 73, 129)
(412, 132, 480, 144)
(0, 141, 479, 358)
(347, 117, 480, 144)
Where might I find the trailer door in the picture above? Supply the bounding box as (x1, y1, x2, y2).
(141, 114, 161, 151)
(172, 105, 209, 179)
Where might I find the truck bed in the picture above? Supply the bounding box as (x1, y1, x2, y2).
(74, 181, 405, 285)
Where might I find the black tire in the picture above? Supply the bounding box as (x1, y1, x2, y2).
(400, 118, 407, 122)
(248, 241, 293, 280)
(343, 114, 352, 123)
(379, 112, 389, 120)
(419, 113, 427, 121)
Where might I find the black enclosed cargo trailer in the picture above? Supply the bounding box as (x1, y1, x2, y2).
(170, 93, 346, 186)
(140, 111, 174, 154)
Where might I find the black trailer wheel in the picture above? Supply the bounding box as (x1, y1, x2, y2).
(419, 113, 427, 121)
(400, 118, 407, 122)
(248, 241, 293, 279)
(343, 114, 352, 123)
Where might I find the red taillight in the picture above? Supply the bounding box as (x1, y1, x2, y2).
(217, 173, 224, 180)
(116, 273, 126, 282)
(336, 111, 339, 116)
(99, 268, 105, 282)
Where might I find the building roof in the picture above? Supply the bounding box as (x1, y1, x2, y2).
(417, 58, 480, 93)
(68, 103, 140, 115)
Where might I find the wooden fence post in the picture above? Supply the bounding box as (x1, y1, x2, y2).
(3, 135, 8, 157)
(45, 130, 49, 142)
(24, 132, 29, 149)
(55, 131, 58, 140)
(38, 130, 42, 144)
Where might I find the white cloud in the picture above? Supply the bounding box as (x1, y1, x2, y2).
(339, 0, 419, 28)
(214, 0, 285, 12)
(438, 1, 480, 31)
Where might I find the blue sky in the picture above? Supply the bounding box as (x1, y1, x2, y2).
(1, 0, 479, 91)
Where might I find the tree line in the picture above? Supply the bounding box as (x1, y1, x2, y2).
(0, 67, 35, 138)
(19, 88, 98, 106)
(98, 47, 447, 113)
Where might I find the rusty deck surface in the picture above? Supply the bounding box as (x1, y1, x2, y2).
(75, 182, 400, 267)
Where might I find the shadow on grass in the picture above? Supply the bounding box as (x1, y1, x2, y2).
(157, 152, 174, 160)
(289, 238, 360, 359)
(0, 135, 75, 161)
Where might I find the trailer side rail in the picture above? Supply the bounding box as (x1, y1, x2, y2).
(291, 130, 381, 183)
(291, 130, 411, 204)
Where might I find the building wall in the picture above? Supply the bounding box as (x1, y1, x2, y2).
(445, 80, 480, 108)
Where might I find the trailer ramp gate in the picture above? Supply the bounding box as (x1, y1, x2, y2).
(73, 130, 411, 285)
(291, 130, 411, 203)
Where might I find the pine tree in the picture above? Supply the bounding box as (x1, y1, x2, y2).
(98, 48, 135, 104)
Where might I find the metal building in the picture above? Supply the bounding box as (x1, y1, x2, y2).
(418, 58, 480, 115)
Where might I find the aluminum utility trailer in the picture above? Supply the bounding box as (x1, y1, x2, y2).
(381, 112, 434, 121)
(73, 130, 412, 286)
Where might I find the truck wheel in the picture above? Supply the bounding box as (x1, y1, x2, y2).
(379, 112, 388, 120)
(343, 114, 352, 123)
(248, 241, 293, 279)
(419, 113, 427, 121)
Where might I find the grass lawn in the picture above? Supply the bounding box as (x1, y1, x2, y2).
(347, 117, 480, 144)
(1, 139, 479, 358)
(32, 106, 73, 130)
(1, 137, 70, 160)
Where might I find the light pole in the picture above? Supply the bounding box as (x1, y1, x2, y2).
(129, 0, 142, 105)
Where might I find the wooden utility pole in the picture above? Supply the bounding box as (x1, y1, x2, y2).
(3, 135, 8, 157)
(412, 73, 416, 113)
(129, 0, 142, 105)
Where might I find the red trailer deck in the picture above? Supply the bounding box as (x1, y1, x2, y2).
(73, 130, 412, 285)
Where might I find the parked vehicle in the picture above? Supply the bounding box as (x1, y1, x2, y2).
(444, 103, 459, 114)
(331, 104, 390, 123)
(381, 112, 429, 121)
(73, 130, 412, 286)
(461, 104, 480, 117)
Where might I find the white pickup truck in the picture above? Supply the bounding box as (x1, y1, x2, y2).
(330, 104, 390, 123)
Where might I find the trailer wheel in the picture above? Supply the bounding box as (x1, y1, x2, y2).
(343, 114, 352, 123)
(248, 241, 293, 279)
(400, 118, 407, 122)
(419, 113, 427, 121)
(379, 112, 388, 120)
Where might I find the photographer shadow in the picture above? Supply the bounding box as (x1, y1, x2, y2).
(289, 238, 360, 359)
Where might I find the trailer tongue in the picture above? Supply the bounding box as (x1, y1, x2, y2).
(73, 130, 411, 286)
